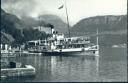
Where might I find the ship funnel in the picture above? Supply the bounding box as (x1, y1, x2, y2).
(45, 23, 54, 34)
(52, 28, 55, 34)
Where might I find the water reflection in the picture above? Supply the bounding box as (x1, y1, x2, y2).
(14, 54, 100, 82)
(43, 55, 99, 82)
(98, 47, 127, 82)
(1, 47, 127, 82)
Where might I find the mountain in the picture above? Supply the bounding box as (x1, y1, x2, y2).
(71, 15, 127, 46)
(20, 16, 46, 28)
(71, 15, 127, 36)
(1, 32, 15, 44)
(1, 9, 23, 44)
(39, 15, 70, 34)
(16, 14, 69, 34)
(1, 9, 48, 45)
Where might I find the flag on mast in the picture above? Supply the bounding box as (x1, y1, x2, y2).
(58, 5, 64, 9)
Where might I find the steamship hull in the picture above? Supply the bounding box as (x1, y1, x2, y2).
(42, 48, 99, 56)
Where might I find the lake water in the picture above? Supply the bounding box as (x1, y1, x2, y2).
(1, 47, 127, 82)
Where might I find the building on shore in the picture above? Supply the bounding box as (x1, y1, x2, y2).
(33, 26, 51, 34)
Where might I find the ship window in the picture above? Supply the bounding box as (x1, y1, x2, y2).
(73, 44, 77, 48)
(41, 41, 45, 43)
(68, 39, 71, 41)
(43, 47, 46, 49)
(68, 45, 71, 48)
(36, 43, 39, 45)
(28, 42, 35, 45)
(57, 45, 62, 49)
(76, 45, 79, 48)
(60, 40, 64, 43)
(82, 44, 84, 47)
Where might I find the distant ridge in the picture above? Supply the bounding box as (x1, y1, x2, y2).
(71, 15, 127, 46)
(71, 15, 127, 36)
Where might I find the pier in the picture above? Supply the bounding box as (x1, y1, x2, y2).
(1, 44, 36, 79)
(1, 65, 35, 78)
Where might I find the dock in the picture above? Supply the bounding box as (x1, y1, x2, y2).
(1, 65, 35, 78)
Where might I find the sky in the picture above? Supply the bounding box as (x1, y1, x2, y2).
(1, 0, 127, 26)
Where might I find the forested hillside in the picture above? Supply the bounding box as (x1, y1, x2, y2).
(1, 9, 48, 45)
(71, 15, 127, 46)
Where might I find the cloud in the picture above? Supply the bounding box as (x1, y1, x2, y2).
(1, 0, 37, 18)
(1, 0, 127, 26)
(1, 0, 19, 4)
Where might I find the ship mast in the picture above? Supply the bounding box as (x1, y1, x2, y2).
(96, 28, 99, 49)
(64, 0, 71, 37)
(39, 16, 41, 42)
(39, 16, 41, 31)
